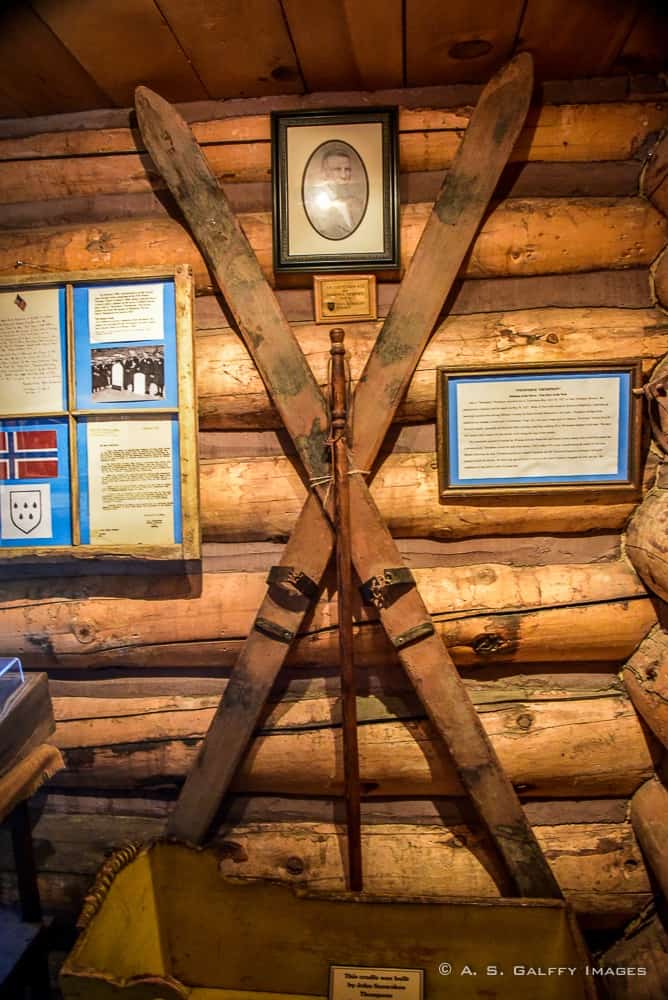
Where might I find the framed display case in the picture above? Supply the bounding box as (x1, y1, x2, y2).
(0, 266, 200, 561)
(436, 360, 643, 499)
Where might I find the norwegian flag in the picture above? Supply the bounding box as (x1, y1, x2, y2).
(0, 429, 58, 481)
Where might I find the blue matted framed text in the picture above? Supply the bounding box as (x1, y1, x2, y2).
(77, 414, 182, 547)
(436, 361, 643, 498)
(0, 266, 200, 562)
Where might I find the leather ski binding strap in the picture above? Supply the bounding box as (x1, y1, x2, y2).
(267, 565, 319, 603)
(253, 617, 295, 643)
(360, 567, 416, 608)
(392, 621, 435, 650)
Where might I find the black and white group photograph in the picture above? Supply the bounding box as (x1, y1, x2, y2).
(90, 345, 165, 402)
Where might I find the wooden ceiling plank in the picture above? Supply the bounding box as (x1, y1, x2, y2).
(341, 0, 403, 90)
(31, 0, 208, 106)
(518, 0, 640, 80)
(0, 4, 110, 114)
(157, 0, 303, 98)
(612, 6, 668, 76)
(281, 0, 361, 91)
(0, 89, 27, 120)
(405, 0, 524, 86)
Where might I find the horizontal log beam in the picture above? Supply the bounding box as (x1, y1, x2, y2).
(0, 534, 623, 584)
(0, 75, 660, 141)
(1, 199, 665, 290)
(51, 672, 627, 740)
(50, 690, 657, 799)
(0, 561, 654, 670)
(199, 449, 659, 541)
(36, 792, 631, 827)
(194, 306, 668, 429)
(0, 102, 663, 165)
(0, 163, 644, 231)
(0, 808, 650, 928)
(193, 273, 655, 329)
(0, 104, 663, 219)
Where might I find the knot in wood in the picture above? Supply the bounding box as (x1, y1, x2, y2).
(516, 713, 534, 730)
(285, 855, 305, 875)
(218, 841, 248, 864)
(472, 633, 505, 656)
(73, 621, 96, 644)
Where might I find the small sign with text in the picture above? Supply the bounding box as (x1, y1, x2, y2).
(330, 966, 423, 1000)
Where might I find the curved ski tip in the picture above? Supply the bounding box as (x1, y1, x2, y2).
(507, 50, 534, 85)
(134, 85, 161, 111)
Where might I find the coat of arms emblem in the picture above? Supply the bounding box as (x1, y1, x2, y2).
(9, 489, 43, 534)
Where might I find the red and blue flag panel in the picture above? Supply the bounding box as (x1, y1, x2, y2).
(0, 429, 59, 481)
(0, 418, 71, 547)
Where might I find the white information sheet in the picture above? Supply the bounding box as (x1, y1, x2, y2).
(88, 284, 164, 344)
(86, 419, 174, 544)
(0, 288, 63, 414)
(454, 376, 621, 481)
(330, 967, 423, 1000)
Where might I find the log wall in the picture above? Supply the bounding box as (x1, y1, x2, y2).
(1, 82, 668, 927)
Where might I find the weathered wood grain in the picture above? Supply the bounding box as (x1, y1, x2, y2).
(0, 810, 651, 927)
(0, 163, 645, 231)
(48, 684, 657, 799)
(518, 0, 637, 80)
(1, 199, 665, 291)
(199, 448, 659, 541)
(31, 0, 208, 107)
(631, 778, 668, 903)
(626, 464, 668, 605)
(1, 101, 662, 164)
(194, 306, 668, 429)
(623, 627, 668, 750)
(0, 561, 654, 671)
(33, 792, 631, 826)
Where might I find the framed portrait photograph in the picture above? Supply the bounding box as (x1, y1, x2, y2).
(271, 108, 399, 273)
(436, 360, 643, 499)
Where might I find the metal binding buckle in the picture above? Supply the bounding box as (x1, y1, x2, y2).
(266, 565, 319, 603)
(392, 621, 435, 649)
(253, 616, 295, 643)
(360, 567, 416, 608)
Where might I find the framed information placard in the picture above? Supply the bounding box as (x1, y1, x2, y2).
(437, 361, 643, 498)
(0, 266, 200, 561)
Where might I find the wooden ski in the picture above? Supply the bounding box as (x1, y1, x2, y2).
(135, 53, 562, 897)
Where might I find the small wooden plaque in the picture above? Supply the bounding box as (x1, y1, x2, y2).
(330, 967, 424, 1000)
(314, 275, 377, 323)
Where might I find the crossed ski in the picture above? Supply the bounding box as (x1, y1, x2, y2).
(136, 52, 562, 898)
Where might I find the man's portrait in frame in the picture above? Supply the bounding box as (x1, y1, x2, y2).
(302, 140, 368, 241)
(271, 107, 399, 273)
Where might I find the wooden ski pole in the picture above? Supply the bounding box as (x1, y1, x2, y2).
(329, 327, 363, 892)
